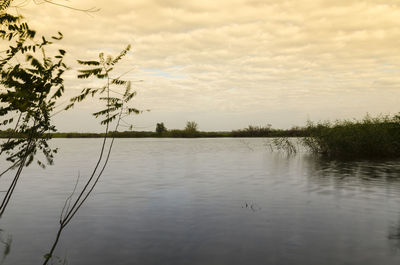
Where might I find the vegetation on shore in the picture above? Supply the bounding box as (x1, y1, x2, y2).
(70, 113, 400, 160)
(3, 113, 400, 159)
(301, 114, 400, 159)
(0, 124, 308, 138)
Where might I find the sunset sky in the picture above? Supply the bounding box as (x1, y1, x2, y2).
(10, 0, 400, 132)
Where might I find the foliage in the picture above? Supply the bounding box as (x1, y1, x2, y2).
(270, 137, 297, 155)
(231, 125, 306, 137)
(232, 125, 272, 137)
(66, 45, 140, 125)
(0, 11, 67, 217)
(301, 114, 400, 159)
(184, 121, 198, 134)
(0, 11, 66, 165)
(0, 4, 139, 265)
(43, 45, 141, 265)
(0, 1, 12, 11)
(0, 125, 309, 138)
(155, 122, 166, 134)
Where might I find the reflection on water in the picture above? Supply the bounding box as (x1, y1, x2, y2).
(0, 229, 11, 265)
(301, 156, 400, 253)
(305, 157, 400, 183)
(0, 138, 400, 264)
(389, 218, 400, 250)
(303, 156, 400, 198)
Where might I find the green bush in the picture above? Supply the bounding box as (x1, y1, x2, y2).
(302, 114, 400, 158)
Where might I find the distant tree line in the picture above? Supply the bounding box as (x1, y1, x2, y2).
(0, 121, 310, 138)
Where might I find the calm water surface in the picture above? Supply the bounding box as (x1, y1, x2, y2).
(1, 138, 400, 265)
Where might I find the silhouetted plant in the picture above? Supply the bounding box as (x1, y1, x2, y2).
(183, 121, 199, 137)
(232, 125, 272, 137)
(301, 114, 400, 159)
(0, 1, 11, 11)
(0, 11, 67, 216)
(270, 137, 297, 155)
(185, 121, 198, 132)
(156, 122, 167, 134)
(43, 45, 142, 264)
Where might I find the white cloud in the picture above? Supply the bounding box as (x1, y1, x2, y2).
(6, 0, 400, 131)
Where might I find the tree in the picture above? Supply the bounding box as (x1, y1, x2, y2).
(185, 121, 198, 133)
(156, 122, 167, 134)
(0, 5, 142, 264)
(0, 11, 68, 216)
(43, 45, 141, 265)
(0, 2, 145, 263)
(0, 9, 69, 263)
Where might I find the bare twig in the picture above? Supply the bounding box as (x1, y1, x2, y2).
(59, 171, 80, 223)
(31, 0, 99, 13)
(0, 160, 21, 179)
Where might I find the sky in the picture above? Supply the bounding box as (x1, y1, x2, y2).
(7, 0, 400, 132)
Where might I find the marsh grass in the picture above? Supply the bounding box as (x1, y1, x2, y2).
(302, 114, 400, 159)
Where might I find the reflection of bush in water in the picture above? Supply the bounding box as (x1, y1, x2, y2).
(388, 218, 400, 251)
(0, 230, 11, 265)
(301, 156, 400, 192)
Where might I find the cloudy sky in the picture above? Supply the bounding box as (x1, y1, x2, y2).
(9, 0, 400, 132)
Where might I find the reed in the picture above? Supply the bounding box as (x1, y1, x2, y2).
(301, 114, 400, 159)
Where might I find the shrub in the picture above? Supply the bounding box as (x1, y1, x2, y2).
(301, 114, 400, 159)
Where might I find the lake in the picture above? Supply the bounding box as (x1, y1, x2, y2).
(1, 138, 400, 265)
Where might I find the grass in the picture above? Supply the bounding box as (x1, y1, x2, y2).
(231, 125, 305, 137)
(301, 114, 400, 159)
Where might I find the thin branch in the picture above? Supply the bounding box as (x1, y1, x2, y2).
(63, 108, 122, 226)
(43, 46, 138, 264)
(111, 67, 136, 81)
(0, 143, 29, 217)
(32, 0, 100, 13)
(0, 159, 21, 179)
(58, 68, 110, 225)
(0, 112, 23, 157)
(59, 171, 80, 224)
(0, 123, 36, 217)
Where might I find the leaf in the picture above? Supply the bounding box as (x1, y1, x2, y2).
(77, 60, 100, 66)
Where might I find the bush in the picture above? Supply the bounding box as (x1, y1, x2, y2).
(301, 114, 400, 159)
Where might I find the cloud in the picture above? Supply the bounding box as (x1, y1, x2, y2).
(8, 0, 400, 131)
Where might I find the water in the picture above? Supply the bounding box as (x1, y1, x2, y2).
(1, 138, 400, 265)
